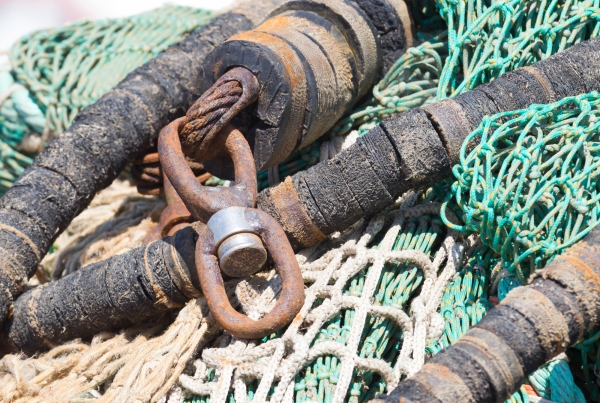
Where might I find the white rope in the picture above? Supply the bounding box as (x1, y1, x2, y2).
(319, 131, 359, 162)
(174, 197, 463, 402)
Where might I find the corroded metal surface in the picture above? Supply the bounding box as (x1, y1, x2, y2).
(196, 207, 304, 339)
(159, 120, 257, 223)
(154, 66, 303, 338)
(131, 151, 209, 195)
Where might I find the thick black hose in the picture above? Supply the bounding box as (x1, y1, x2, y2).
(258, 36, 600, 249)
(0, 0, 415, 329)
(1, 225, 202, 355)
(196, 0, 415, 175)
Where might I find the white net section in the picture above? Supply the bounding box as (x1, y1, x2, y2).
(174, 194, 467, 403)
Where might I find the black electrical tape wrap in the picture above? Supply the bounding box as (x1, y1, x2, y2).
(1, 225, 202, 355)
(258, 36, 600, 248)
(0, 3, 288, 328)
(197, 0, 415, 176)
(369, 226, 600, 403)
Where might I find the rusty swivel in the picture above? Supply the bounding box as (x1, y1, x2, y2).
(155, 67, 304, 339)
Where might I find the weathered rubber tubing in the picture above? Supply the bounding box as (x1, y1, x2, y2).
(197, 0, 415, 175)
(258, 36, 600, 248)
(369, 226, 600, 403)
(1, 225, 202, 355)
(0, 0, 287, 328)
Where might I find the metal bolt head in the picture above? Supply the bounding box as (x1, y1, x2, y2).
(218, 232, 268, 277)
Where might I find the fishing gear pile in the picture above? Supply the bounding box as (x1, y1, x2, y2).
(3, 0, 600, 402)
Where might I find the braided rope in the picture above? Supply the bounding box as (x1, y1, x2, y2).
(177, 195, 465, 403)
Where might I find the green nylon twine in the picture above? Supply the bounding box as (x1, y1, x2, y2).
(436, 0, 600, 99)
(8, 5, 214, 135)
(443, 93, 600, 281)
(0, 5, 214, 196)
(186, 0, 600, 400)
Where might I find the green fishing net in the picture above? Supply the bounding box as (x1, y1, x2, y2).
(0, 5, 214, 194)
(3, 0, 600, 401)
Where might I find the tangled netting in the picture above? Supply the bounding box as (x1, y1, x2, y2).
(444, 93, 600, 281)
(0, 60, 36, 193)
(178, 195, 463, 403)
(3, 0, 600, 401)
(0, 182, 577, 403)
(9, 5, 214, 135)
(0, 6, 213, 195)
(188, 0, 600, 399)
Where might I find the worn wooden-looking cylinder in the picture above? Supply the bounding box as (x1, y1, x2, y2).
(197, 0, 414, 175)
(369, 226, 600, 403)
(1, 225, 202, 355)
(258, 36, 600, 249)
(0, 0, 288, 328)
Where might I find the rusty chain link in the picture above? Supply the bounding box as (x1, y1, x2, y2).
(132, 151, 210, 195)
(146, 67, 304, 339)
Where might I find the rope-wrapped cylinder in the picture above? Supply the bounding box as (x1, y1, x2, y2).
(0, 0, 287, 328)
(258, 36, 600, 249)
(369, 225, 600, 403)
(197, 0, 414, 176)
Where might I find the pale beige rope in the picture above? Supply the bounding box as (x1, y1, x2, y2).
(0, 180, 242, 403)
(0, 299, 219, 403)
(172, 195, 469, 403)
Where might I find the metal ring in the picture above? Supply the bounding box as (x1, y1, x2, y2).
(158, 120, 257, 223)
(196, 207, 305, 339)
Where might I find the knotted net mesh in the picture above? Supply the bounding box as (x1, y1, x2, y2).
(3, 0, 600, 402)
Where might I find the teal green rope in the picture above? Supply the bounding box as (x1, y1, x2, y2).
(529, 358, 586, 403)
(0, 68, 45, 147)
(571, 328, 600, 401)
(436, 0, 600, 99)
(0, 68, 39, 194)
(443, 93, 600, 281)
(426, 243, 495, 355)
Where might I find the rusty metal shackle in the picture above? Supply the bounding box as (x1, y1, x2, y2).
(196, 207, 305, 339)
(159, 178, 194, 236)
(142, 174, 199, 244)
(158, 96, 304, 338)
(158, 118, 257, 223)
